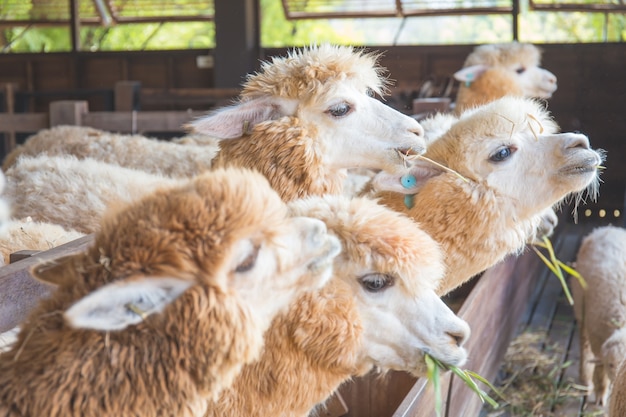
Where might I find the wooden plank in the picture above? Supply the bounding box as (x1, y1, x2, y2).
(49, 100, 88, 126)
(0, 113, 47, 132)
(0, 234, 94, 333)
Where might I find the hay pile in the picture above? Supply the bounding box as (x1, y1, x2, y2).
(483, 331, 598, 417)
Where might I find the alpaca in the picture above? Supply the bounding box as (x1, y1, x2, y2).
(571, 225, 626, 406)
(186, 44, 426, 201)
(204, 194, 470, 417)
(453, 42, 557, 114)
(368, 96, 603, 296)
(3, 155, 182, 234)
(1, 126, 218, 178)
(0, 167, 339, 417)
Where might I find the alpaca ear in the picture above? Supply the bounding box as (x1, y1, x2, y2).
(453, 64, 490, 82)
(371, 163, 443, 195)
(185, 96, 299, 139)
(64, 277, 193, 331)
(31, 254, 81, 287)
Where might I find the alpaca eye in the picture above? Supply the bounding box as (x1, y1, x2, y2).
(235, 245, 260, 273)
(327, 103, 352, 118)
(489, 146, 515, 162)
(516, 67, 526, 74)
(359, 273, 394, 293)
(366, 88, 375, 97)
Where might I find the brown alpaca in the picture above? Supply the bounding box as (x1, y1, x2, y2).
(204, 195, 470, 417)
(0, 167, 339, 417)
(370, 96, 603, 295)
(454, 42, 557, 114)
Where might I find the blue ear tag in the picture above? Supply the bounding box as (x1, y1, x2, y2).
(401, 174, 417, 209)
(401, 174, 417, 189)
(465, 73, 473, 88)
(404, 194, 415, 209)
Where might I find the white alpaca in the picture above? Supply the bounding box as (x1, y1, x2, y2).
(0, 167, 339, 417)
(368, 96, 603, 296)
(1, 126, 218, 178)
(3, 155, 182, 234)
(453, 42, 557, 114)
(571, 225, 626, 406)
(204, 194, 470, 417)
(186, 44, 426, 201)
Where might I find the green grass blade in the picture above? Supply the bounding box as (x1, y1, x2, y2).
(425, 354, 442, 417)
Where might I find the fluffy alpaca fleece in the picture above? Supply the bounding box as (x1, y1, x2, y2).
(0, 217, 84, 265)
(610, 343, 626, 415)
(0, 167, 338, 417)
(3, 155, 182, 234)
(571, 226, 626, 406)
(1, 126, 219, 178)
(454, 42, 557, 114)
(369, 96, 603, 296)
(188, 44, 426, 201)
(204, 195, 470, 417)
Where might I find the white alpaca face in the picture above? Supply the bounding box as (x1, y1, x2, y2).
(298, 80, 426, 173)
(229, 216, 340, 326)
(462, 129, 602, 217)
(513, 65, 558, 99)
(338, 264, 470, 377)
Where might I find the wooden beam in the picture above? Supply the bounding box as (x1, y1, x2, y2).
(213, 0, 260, 88)
(69, 0, 81, 52)
(0, 234, 95, 333)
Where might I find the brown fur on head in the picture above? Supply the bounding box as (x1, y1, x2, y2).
(34, 168, 290, 292)
(241, 44, 389, 103)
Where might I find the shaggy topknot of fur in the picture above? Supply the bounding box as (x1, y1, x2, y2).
(463, 42, 541, 69)
(241, 44, 389, 102)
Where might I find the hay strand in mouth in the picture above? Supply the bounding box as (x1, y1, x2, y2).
(397, 149, 470, 183)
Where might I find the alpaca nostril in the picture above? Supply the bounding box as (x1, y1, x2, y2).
(566, 134, 590, 150)
(447, 330, 467, 347)
(411, 127, 424, 138)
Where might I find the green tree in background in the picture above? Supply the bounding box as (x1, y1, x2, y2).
(0, 0, 624, 53)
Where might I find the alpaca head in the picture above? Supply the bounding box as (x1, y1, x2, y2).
(35, 168, 340, 333)
(187, 44, 425, 175)
(289, 195, 470, 376)
(373, 96, 603, 221)
(454, 42, 557, 108)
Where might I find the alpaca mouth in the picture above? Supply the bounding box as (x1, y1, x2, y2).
(307, 236, 341, 273)
(559, 155, 602, 176)
(396, 146, 425, 158)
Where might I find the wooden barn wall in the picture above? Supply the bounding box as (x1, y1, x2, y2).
(0, 43, 623, 185)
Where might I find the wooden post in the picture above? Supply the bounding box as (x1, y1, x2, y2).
(114, 81, 141, 111)
(49, 100, 88, 127)
(1, 82, 19, 152)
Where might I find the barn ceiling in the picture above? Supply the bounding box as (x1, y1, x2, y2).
(0, 0, 215, 25)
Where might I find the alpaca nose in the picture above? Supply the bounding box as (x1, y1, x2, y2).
(546, 73, 557, 84)
(447, 321, 470, 347)
(563, 133, 590, 151)
(410, 123, 425, 138)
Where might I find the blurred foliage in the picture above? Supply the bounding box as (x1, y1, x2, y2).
(0, 0, 624, 52)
